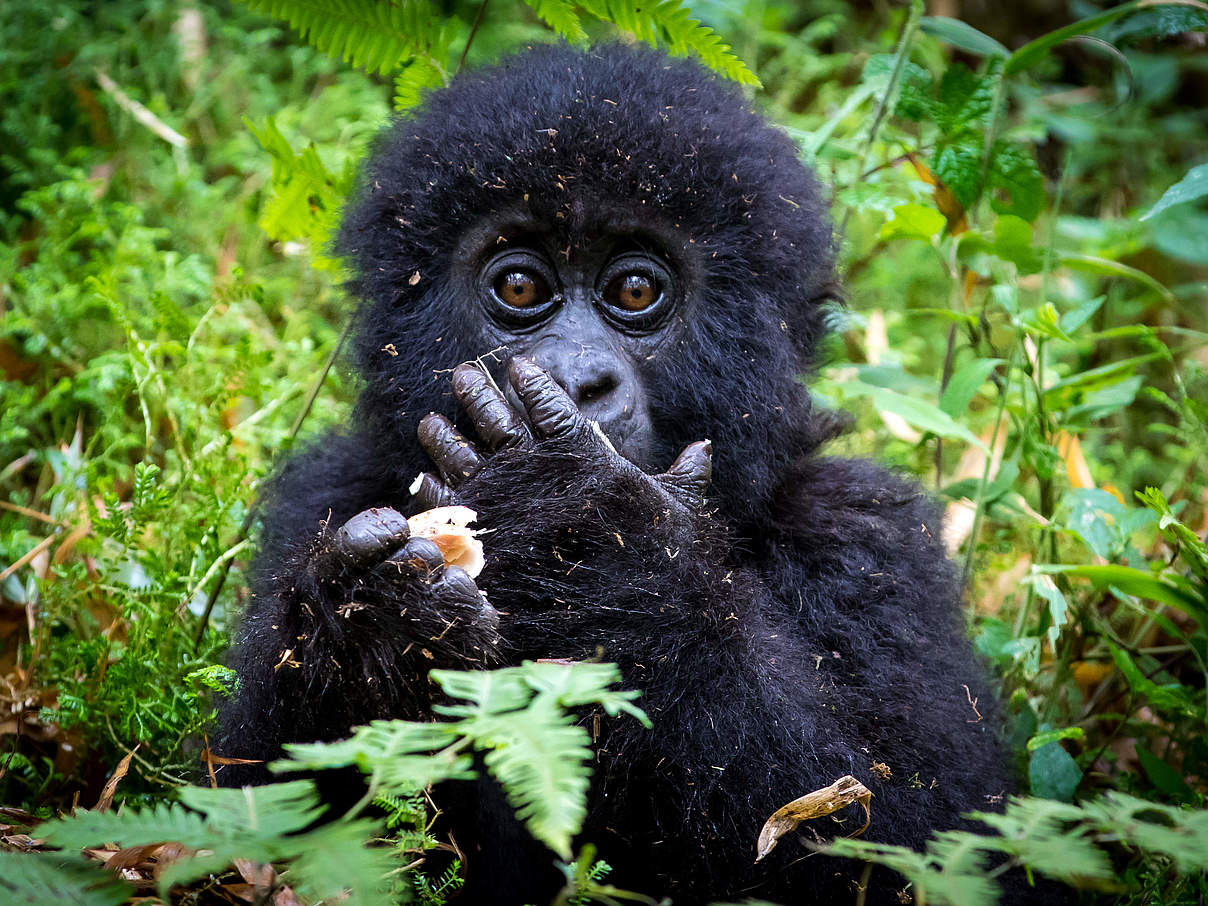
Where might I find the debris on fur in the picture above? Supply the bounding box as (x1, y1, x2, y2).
(756, 774, 873, 861)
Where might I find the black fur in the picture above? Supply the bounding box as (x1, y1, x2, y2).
(218, 44, 1021, 905)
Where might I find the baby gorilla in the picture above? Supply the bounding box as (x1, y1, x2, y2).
(218, 43, 1022, 905)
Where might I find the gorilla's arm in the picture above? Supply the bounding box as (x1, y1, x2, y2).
(417, 363, 1009, 900)
(216, 435, 501, 784)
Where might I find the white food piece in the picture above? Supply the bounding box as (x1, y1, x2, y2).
(408, 505, 485, 578)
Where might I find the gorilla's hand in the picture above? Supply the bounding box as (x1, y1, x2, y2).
(413, 358, 712, 518)
(312, 506, 499, 650)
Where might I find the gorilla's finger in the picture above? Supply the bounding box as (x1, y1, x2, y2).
(334, 507, 410, 567)
(382, 536, 445, 578)
(418, 413, 484, 485)
(452, 363, 529, 449)
(662, 440, 713, 500)
(433, 565, 481, 604)
(509, 357, 585, 439)
(412, 472, 458, 509)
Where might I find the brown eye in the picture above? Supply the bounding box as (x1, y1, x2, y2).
(606, 273, 659, 311)
(494, 271, 550, 308)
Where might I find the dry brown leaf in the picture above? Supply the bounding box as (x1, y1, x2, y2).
(95, 744, 139, 813)
(408, 505, 484, 578)
(755, 774, 872, 862)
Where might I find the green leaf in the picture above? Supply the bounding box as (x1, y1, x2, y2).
(932, 138, 984, 211)
(1027, 727, 1086, 752)
(1058, 295, 1105, 335)
(241, 0, 449, 76)
(521, 661, 651, 726)
(1017, 302, 1071, 342)
(988, 142, 1045, 221)
(1141, 162, 1208, 221)
(1042, 352, 1164, 401)
(280, 719, 470, 789)
(1025, 573, 1070, 649)
(39, 802, 214, 851)
(475, 696, 594, 859)
(1135, 743, 1197, 803)
(839, 382, 988, 449)
(1058, 253, 1176, 301)
(283, 819, 397, 906)
(940, 357, 1001, 417)
(1108, 642, 1205, 718)
(920, 16, 1009, 57)
(936, 63, 996, 133)
(394, 55, 447, 110)
(1137, 487, 1208, 579)
(871, 387, 986, 448)
(526, 0, 589, 41)
(879, 202, 947, 242)
(1029, 742, 1082, 802)
(578, 0, 759, 86)
(0, 851, 131, 906)
(1040, 564, 1205, 623)
(431, 667, 534, 716)
(1005, 0, 1147, 75)
(178, 779, 324, 837)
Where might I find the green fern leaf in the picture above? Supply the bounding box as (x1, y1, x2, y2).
(578, 0, 759, 86)
(38, 802, 213, 851)
(395, 54, 448, 111)
(178, 779, 323, 837)
(525, 0, 588, 42)
(240, 0, 445, 76)
(475, 696, 594, 859)
(0, 851, 131, 906)
(245, 116, 355, 270)
(282, 819, 396, 906)
(281, 719, 471, 789)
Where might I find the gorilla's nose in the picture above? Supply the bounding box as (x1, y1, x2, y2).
(525, 343, 634, 425)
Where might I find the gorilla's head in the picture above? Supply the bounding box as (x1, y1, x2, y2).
(338, 44, 838, 525)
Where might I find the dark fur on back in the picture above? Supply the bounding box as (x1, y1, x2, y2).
(218, 44, 1032, 905)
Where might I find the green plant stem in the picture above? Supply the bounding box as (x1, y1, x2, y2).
(961, 345, 1016, 591)
(458, 0, 492, 72)
(838, 0, 923, 239)
(191, 315, 354, 649)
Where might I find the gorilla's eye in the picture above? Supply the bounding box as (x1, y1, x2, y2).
(495, 271, 550, 309)
(597, 254, 673, 330)
(606, 273, 660, 312)
(481, 251, 560, 327)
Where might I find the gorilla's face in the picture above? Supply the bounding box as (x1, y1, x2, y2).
(454, 214, 688, 468)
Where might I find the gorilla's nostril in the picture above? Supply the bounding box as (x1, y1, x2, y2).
(578, 373, 620, 406)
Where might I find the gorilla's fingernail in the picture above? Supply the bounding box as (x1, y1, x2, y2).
(388, 536, 444, 575)
(452, 363, 487, 394)
(335, 507, 410, 564)
(414, 473, 457, 509)
(437, 565, 479, 602)
(666, 441, 713, 494)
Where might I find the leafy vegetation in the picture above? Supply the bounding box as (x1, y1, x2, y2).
(2, 1, 1206, 904)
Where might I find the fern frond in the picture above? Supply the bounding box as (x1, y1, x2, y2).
(524, 0, 589, 42)
(476, 697, 594, 860)
(578, 0, 759, 86)
(245, 116, 355, 269)
(0, 852, 131, 906)
(281, 718, 472, 790)
(179, 778, 323, 837)
(395, 54, 448, 111)
(240, 0, 446, 76)
(282, 818, 397, 906)
(38, 802, 213, 851)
